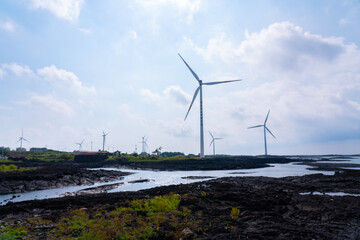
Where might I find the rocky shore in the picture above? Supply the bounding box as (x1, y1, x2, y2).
(0, 167, 131, 195)
(0, 169, 359, 239)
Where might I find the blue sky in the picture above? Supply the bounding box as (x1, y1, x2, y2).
(1, 0, 360, 155)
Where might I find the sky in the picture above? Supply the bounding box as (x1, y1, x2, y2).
(1, 0, 360, 155)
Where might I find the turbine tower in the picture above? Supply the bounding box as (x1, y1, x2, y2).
(102, 130, 109, 151)
(16, 129, 30, 148)
(179, 53, 241, 158)
(76, 139, 85, 151)
(140, 136, 149, 155)
(248, 110, 276, 156)
(209, 131, 223, 156)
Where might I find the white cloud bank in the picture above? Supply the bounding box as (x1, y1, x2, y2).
(2, 63, 34, 77)
(140, 85, 190, 106)
(37, 65, 96, 94)
(136, 0, 203, 23)
(2, 63, 95, 94)
(0, 19, 16, 33)
(20, 94, 74, 117)
(31, 0, 84, 21)
(184, 22, 360, 153)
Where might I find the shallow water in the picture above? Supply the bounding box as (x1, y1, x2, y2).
(300, 192, 360, 197)
(0, 162, 333, 205)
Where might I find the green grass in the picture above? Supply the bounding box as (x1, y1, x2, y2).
(0, 164, 37, 172)
(4, 193, 201, 239)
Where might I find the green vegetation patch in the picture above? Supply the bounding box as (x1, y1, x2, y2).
(0, 164, 37, 172)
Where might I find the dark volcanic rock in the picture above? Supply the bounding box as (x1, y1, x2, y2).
(0, 167, 131, 195)
(0, 170, 359, 239)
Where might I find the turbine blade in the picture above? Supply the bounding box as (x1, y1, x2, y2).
(215, 138, 223, 140)
(209, 131, 214, 139)
(81, 139, 85, 144)
(209, 139, 214, 147)
(184, 86, 200, 121)
(248, 125, 263, 129)
(23, 138, 30, 143)
(265, 127, 276, 139)
(16, 138, 21, 143)
(264, 109, 270, 124)
(202, 79, 241, 86)
(178, 53, 200, 82)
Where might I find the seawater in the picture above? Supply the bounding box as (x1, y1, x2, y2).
(0, 161, 334, 205)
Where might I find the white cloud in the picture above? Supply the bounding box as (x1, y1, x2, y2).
(158, 119, 192, 138)
(141, 85, 190, 106)
(237, 22, 347, 76)
(130, 30, 137, 40)
(31, 0, 84, 21)
(184, 34, 237, 63)
(0, 19, 16, 32)
(136, 0, 203, 23)
(20, 94, 74, 117)
(37, 65, 96, 94)
(2, 63, 34, 77)
(78, 28, 91, 34)
(348, 100, 360, 112)
(117, 103, 146, 126)
(0, 69, 4, 79)
(339, 18, 350, 25)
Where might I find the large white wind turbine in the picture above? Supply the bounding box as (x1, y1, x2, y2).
(179, 53, 241, 158)
(102, 130, 109, 151)
(16, 129, 30, 148)
(248, 110, 276, 156)
(209, 131, 223, 156)
(76, 139, 85, 151)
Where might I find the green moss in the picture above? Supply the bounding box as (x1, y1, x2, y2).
(0, 229, 27, 240)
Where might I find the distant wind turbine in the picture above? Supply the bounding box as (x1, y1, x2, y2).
(76, 139, 85, 151)
(140, 136, 149, 155)
(179, 53, 241, 158)
(102, 130, 109, 151)
(209, 131, 223, 156)
(16, 129, 30, 148)
(248, 110, 276, 156)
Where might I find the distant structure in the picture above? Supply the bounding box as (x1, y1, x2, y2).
(30, 147, 47, 152)
(133, 144, 138, 154)
(248, 110, 276, 156)
(178, 53, 241, 158)
(102, 130, 109, 152)
(16, 129, 30, 150)
(140, 136, 149, 155)
(74, 151, 109, 163)
(16, 147, 26, 151)
(75, 139, 85, 151)
(209, 131, 223, 156)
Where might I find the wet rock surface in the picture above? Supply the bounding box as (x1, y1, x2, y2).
(0, 169, 359, 239)
(112, 155, 307, 171)
(0, 167, 131, 195)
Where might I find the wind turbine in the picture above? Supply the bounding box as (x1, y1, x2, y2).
(248, 110, 276, 156)
(102, 130, 109, 151)
(76, 139, 85, 151)
(140, 136, 149, 155)
(209, 131, 223, 156)
(16, 129, 30, 149)
(179, 53, 241, 158)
